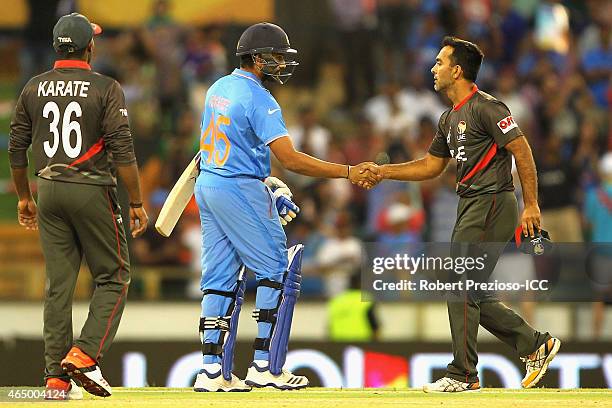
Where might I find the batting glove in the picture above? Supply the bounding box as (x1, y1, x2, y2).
(265, 176, 293, 198)
(274, 190, 299, 225)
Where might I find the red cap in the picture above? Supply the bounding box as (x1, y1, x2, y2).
(92, 23, 102, 36)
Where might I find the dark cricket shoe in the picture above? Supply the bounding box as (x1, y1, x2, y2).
(61, 346, 112, 397)
(423, 377, 481, 393)
(521, 337, 561, 388)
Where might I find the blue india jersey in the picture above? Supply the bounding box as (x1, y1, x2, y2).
(198, 68, 289, 179)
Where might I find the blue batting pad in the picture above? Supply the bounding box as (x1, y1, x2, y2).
(269, 244, 303, 375)
(221, 267, 246, 381)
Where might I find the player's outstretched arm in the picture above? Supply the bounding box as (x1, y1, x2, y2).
(116, 163, 149, 238)
(505, 135, 541, 237)
(379, 153, 449, 181)
(269, 136, 381, 187)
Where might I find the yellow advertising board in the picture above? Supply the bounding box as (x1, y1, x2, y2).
(0, 0, 274, 28)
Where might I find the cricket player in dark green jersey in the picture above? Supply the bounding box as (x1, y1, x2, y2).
(379, 36, 560, 392)
(8, 13, 148, 399)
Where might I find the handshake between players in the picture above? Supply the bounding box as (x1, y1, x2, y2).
(265, 161, 383, 228)
(347, 162, 384, 190)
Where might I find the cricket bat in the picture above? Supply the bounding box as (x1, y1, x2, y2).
(155, 152, 201, 237)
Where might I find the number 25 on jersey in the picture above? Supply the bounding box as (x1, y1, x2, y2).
(200, 113, 231, 167)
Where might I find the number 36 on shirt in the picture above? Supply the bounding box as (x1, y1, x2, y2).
(200, 112, 231, 167)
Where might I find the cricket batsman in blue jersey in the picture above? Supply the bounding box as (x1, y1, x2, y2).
(192, 22, 381, 392)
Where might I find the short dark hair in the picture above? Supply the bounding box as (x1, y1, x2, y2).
(240, 54, 254, 68)
(441, 36, 484, 82)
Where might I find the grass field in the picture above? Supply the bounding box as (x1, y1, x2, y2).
(1, 388, 610, 407)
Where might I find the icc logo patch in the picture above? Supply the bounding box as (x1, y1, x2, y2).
(457, 121, 467, 141)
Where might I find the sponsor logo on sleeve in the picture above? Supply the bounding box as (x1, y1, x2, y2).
(497, 115, 518, 134)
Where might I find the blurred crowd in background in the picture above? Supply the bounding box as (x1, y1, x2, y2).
(8, 0, 612, 325)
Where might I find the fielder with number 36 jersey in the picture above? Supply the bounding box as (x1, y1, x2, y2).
(8, 13, 148, 400)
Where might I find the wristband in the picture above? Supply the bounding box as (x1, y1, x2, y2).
(130, 202, 143, 208)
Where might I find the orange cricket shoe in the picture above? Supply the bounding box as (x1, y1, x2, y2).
(61, 346, 112, 397)
(521, 337, 561, 388)
(45, 377, 83, 400)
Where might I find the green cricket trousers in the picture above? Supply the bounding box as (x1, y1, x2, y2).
(37, 178, 130, 380)
(447, 191, 551, 383)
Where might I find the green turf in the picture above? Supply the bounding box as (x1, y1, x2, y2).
(0, 80, 20, 220)
(0, 388, 609, 407)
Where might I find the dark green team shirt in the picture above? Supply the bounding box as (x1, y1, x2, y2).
(9, 60, 136, 186)
(429, 86, 523, 198)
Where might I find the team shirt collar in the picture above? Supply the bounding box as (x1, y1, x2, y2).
(453, 84, 479, 111)
(231, 68, 264, 87)
(54, 60, 91, 70)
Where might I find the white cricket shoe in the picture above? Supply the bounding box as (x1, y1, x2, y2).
(423, 377, 481, 393)
(44, 378, 83, 400)
(521, 337, 561, 388)
(244, 361, 309, 390)
(68, 380, 83, 400)
(193, 368, 251, 392)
